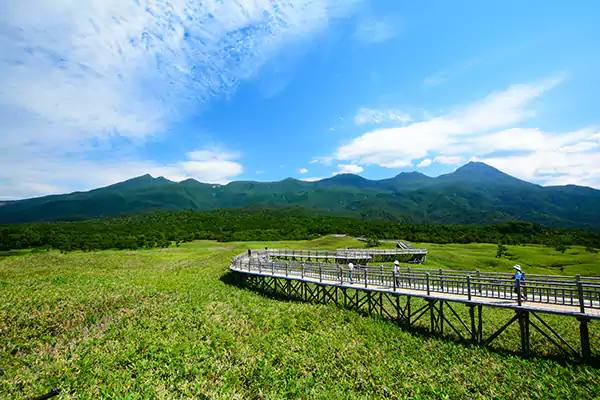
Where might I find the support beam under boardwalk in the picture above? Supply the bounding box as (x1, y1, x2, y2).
(231, 270, 597, 362)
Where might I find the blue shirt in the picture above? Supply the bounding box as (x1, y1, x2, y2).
(514, 271, 525, 281)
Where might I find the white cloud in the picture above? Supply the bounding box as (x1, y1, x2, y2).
(380, 160, 413, 169)
(256, 170, 265, 175)
(558, 141, 599, 153)
(417, 159, 432, 168)
(0, 0, 365, 199)
(434, 156, 462, 165)
(354, 107, 411, 125)
(310, 156, 334, 166)
(333, 164, 364, 175)
(0, 147, 244, 199)
(187, 149, 242, 162)
(299, 168, 309, 174)
(300, 177, 326, 182)
(354, 18, 396, 44)
(475, 149, 600, 188)
(335, 78, 562, 167)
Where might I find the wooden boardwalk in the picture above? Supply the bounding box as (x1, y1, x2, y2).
(231, 250, 600, 360)
(261, 247, 428, 263)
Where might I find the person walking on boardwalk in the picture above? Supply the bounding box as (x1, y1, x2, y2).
(393, 260, 401, 286)
(348, 262, 355, 283)
(513, 265, 526, 301)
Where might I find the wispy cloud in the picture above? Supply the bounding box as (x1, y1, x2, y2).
(333, 164, 364, 175)
(417, 159, 432, 168)
(300, 177, 326, 182)
(424, 59, 483, 86)
(354, 18, 396, 44)
(354, 107, 411, 125)
(424, 42, 538, 87)
(299, 168, 309, 174)
(0, 0, 364, 199)
(434, 155, 462, 165)
(335, 78, 563, 167)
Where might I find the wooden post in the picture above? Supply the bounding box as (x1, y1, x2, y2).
(426, 273, 431, 296)
(319, 265, 322, 282)
(476, 270, 481, 294)
(467, 275, 472, 301)
(518, 311, 530, 357)
(430, 301, 435, 333)
(301, 263, 305, 279)
(364, 268, 368, 288)
(439, 301, 444, 336)
(407, 266, 412, 289)
(478, 305, 483, 343)
(285, 262, 288, 277)
(439, 268, 444, 292)
(516, 279, 522, 307)
(340, 267, 343, 284)
(407, 296, 411, 325)
(393, 270, 397, 292)
(580, 318, 591, 359)
(469, 306, 476, 344)
(576, 274, 585, 314)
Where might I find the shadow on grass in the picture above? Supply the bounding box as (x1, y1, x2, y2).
(221, 270, 600, 367)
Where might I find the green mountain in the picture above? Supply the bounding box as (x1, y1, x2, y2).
(1, 162, 599, 229)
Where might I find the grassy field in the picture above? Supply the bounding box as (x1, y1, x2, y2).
(1, 236, 600, 399)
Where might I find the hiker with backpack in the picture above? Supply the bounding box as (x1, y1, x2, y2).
(513, 264, 526, 302)
(393, 260, 401, 286)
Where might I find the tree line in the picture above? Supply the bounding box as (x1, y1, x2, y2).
(1, 208, 599, 253)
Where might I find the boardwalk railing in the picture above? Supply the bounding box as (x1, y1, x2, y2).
(231, 254, 600, 313)
(236, 248, 427, 263)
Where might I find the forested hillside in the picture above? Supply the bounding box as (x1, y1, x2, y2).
(1, 208, 599, 252)
(1, 162, 599, 229)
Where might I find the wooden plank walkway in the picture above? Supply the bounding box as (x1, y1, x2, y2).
(246, 247, 428, 264)
(231, 264, 600, 320)
(230, 249, 600, 360)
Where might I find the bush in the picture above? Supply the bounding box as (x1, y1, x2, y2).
(365, 238, 380, 248)
(496, 243, 508, 258)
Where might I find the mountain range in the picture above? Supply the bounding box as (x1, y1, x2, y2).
(1, 162, 599, 229)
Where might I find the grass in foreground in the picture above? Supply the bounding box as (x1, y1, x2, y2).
(1, 237, 599, 399)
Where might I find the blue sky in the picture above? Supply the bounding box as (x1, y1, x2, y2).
(1, 0, 599, 199)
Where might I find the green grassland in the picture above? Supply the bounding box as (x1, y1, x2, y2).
(2, 237, 600, 399)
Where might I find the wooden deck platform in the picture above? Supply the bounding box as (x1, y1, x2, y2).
(230, 249, 600, 360)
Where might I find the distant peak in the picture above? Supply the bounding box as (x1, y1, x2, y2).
(438, 161, 534, 187)
(179, 178, 202, 184)
(457, 161, 497, 171)
(106, 174, 174, 189)
(330, 173, 366, 179)
(131, 173, 153, 180)
(394, 171, 429, 178)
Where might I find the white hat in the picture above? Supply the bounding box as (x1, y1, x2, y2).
(513, 265, 521, 271)
(348, 263, 354, 267)
(394, 260, 400, 265)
